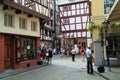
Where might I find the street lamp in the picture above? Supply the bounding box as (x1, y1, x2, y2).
(102, 20, 111, 71)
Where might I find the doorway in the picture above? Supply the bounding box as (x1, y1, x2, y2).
(78, 38, 87, 49)
(4, 36, 13, 69)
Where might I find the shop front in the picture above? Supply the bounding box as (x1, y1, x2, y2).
(0, 34, 40, 73)
(107, 33, 120, 65)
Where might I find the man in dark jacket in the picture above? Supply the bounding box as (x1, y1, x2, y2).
(48, 48, 53, 65)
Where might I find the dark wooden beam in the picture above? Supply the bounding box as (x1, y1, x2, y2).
(15, 10, 22, 14)
(3, 5, 10, 10)
(28, 14, 33, 17)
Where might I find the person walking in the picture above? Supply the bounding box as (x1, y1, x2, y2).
(71, 47, 76, 62)
(52, 48, 56, 55)
(80, 47, 85, 61)
(86, 47, 93, 74)
(48, 48, 53, 65)
(45, 49, 49, 64)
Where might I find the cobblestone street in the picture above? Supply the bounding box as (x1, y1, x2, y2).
(0, 55, 106, 80)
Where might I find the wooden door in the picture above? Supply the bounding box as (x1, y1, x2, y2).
(78, 38, 87, 49)
(4, 36, 13, 69)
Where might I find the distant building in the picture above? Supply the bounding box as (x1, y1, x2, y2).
(58, 0, 92, 50)
(40, 0, 61, 49)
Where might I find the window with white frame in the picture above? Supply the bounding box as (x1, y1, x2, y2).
(63, 6, 71, 11)
(63, 18, 69, 24)
(4, 13, 14, 27)
(19, 17, 27, 30)
(104, 0, 115, 14)
(31, 21, 37, 31)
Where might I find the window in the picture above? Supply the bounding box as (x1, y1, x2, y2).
(63, 19, 69, 24)
(19, 17, 27, 29)
(4, 13, 14, 27)
(104, 0, 115, 14)
(41, 0, 48, 7)
(63, 6, 71, 11)
(31, 21, 37, 31)
(108, 36, 120, 58)
(16, 37, 36, 62)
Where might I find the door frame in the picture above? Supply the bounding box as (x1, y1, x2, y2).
(4, 36, 14, 70)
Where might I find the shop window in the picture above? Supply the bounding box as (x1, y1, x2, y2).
(108, 37, 120, 58)
(16, 37, 36, 62)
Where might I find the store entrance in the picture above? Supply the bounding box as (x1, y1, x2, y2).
(78, 38, 87, 49)
(4, 36, 13, 69)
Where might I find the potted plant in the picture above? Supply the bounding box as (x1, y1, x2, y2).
(38, 58, 43, 65)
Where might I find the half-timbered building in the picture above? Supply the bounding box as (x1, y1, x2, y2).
(58, 0, 92, 52)
(0, 0, 51, 73)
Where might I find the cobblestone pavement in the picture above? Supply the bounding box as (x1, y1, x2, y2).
(0, 55, 106, 80)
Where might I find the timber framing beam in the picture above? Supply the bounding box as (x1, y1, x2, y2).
(3, 0, 50, 21)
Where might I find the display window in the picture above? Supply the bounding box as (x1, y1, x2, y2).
(16, 37, 36, 62)
(108, 36, 120, 58)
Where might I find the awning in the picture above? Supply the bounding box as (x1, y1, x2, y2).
(107, 0, 120, 22)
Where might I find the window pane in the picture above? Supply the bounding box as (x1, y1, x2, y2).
(16, 38, 36, 62)
(104, 0, 115, 14)
(19, 18, 27, 29)
(4, 14, 7, 26)
(31, 21, 37, 31)
(4, 13, 14, 27)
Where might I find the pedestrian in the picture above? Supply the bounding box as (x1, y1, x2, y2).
(45, 49, 49, 64)
(52, 48, 56, 55)
(40, 50, 45, 60)
(71, 47, 76, 61)
(80, 47, 85, 61)
(37, 46, 41, 57)
(60, 48, 65, 58)
(85, 47, 93, 74)
(79, 47, 81, 56)
(48, 48, 53, 65)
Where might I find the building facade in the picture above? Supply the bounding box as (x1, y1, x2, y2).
(58, 0, 92, 52)
(0, 0, 51, 73)
(40, 0, 61, 49)
(91, 0, 120, 66)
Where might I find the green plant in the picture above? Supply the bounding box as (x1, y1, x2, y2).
(109, 22, 120, 28)
(38, 60, 43, 65)
(87, 21, 96, 32)
(98, 27, 104, 46)
(110, 22, 116, 28)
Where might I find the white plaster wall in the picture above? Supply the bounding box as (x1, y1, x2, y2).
(0, 5, 40, 37)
